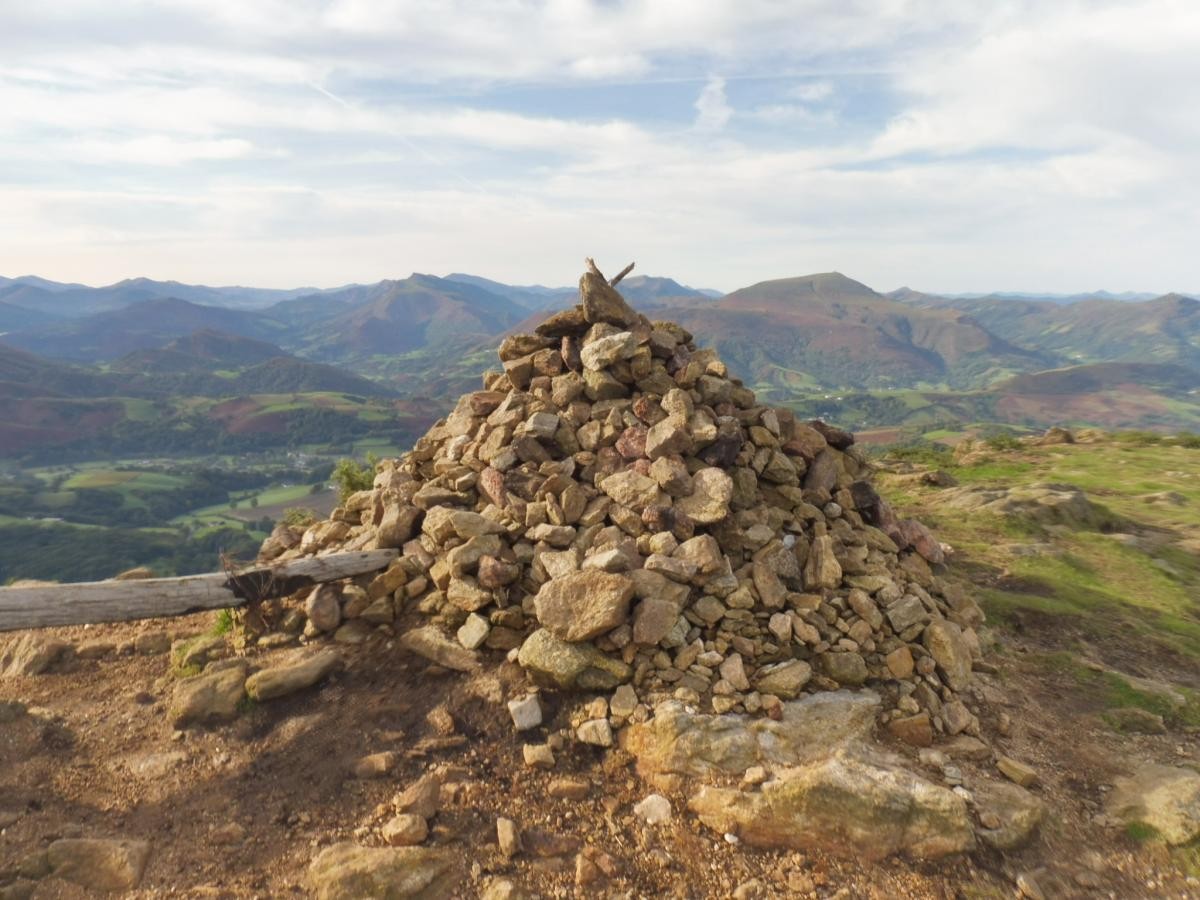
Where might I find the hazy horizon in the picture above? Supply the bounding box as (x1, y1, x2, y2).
(2, 1, 1199, 294)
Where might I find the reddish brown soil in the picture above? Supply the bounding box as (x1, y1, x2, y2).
(1, 611, 1197, 898)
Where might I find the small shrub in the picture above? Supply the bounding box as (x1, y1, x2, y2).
(212, 608, 235, 635)
(282, 507, 318, 528)
(331, 453, 378, 502)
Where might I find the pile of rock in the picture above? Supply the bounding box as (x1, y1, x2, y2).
(261, 260, 984, 740)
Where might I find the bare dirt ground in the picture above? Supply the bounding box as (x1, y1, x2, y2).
(2, 604, 1198, 899)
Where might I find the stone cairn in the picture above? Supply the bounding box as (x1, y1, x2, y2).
(259, 259, 984, 739)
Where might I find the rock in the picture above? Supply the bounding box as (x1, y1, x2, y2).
(173, 635, 226, 671)
(377, 504, 421, 548)
(882, 647, 914, 680)
(245, 649, 341, 701)
(689, 753, 974, 860)
(752, 660, 812, 699)
(394, 774, 441, 819)
(610, 684, 638, 719)
(577, 719, 614, 747)
(887, 712, 933, 747)
(580, 271, 638, 326)
(523, 743, 555, 769)
(398, 627, 480, 672)
(997, 756, 1039, 788)
(1106, 763, 1200, 845)
(633, 794, 673, 825)
(354, 751, 401, 779)
(623, 691, 880, 777)
(171, 664, 247, 727)
(599, 470, 660, 509)
(974, 781, 1045, 850)
(632, 597, 682, 645)
(134, 631, 171, 655)
(44, 838, 150, 892)
(803, 535, 842, 590)
(305, 585, 343, 633)
(533, 570, 634, 642)
(0, 634, 73, 677)
(580, 331, 637, 370)
(517, 628, 631, 691)
(885, 595, 928, 633)
(382, 814, 428, 847)
(719, 654, 751, 692)
(456, 613, 490, 650)
(821, 652, 868, 686)
(645, 418, 692, 459)
(507, 694, 543, 731)
(308, 843, 457, 900)
(496, 817, 522, 859)
(922, 621, 972, 691)
(676, 468, 733, 525)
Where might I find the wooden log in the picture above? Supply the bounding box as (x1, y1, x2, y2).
(0, 549, 399, 632)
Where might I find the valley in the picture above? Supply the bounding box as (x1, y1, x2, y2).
(1, 268, 1197, 584)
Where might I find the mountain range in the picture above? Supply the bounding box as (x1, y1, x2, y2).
(1, 268, 1197, 455)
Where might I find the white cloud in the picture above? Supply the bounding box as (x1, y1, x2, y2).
(694, 76, 732, 131)
(0, 1, 1198, 294)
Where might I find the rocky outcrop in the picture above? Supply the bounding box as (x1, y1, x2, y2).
(1106, 763, 1200, 845)
(689, 752, 975, 860)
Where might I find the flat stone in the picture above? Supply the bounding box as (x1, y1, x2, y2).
(633, 597, 683, 645)
(689, 754, 974, 860)
(1106, 763, 1200, 845)
(245, 649, 341, 702)
(46, 838, 151, 892)
(533, 570, 635, 642)
(997, 756, 1039, 788)
(398, 627, 481, 672)
(308, 843, 458, 900)
(623, 691, 880, 778)
(803, 535, 842, 590)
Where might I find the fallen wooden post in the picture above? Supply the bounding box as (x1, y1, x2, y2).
(0, 549, 399, 632)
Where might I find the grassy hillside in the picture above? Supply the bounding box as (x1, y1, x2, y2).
(877, 433, 1200, 713)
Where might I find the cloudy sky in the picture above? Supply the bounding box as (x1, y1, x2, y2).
(1, 0, 1197, 293)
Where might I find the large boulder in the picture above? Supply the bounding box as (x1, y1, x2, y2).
(623, 691, 880, 777)
(309, 843, 458, 900)
(1105, 763, 1200, 845)
(689, 753, 974, 860)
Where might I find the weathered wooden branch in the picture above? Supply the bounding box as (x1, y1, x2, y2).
(609, 261, 635, 287)
(0, 550, 398, 632)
